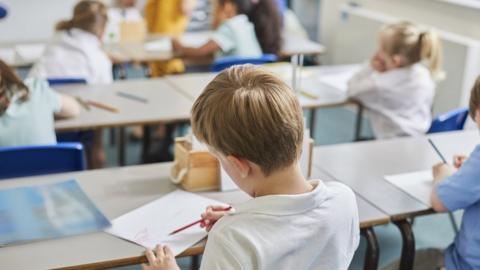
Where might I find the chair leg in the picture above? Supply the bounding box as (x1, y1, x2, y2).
(448, 212, 459, 234)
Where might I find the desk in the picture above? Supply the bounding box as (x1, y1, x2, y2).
(165, 64, 363, 139)
(0, 163, 388, 270)
(312, 130, 479, 270)
(54, 79, 193, 165)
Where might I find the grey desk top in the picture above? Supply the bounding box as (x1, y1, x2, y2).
(54, 78, 193, 131)
(313, 130, 479, 220)
(0, 159, 390, 269)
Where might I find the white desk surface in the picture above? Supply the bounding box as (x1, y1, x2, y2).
(165, 64, 358, 109)
(1, 32, 325, 67)
(313, 130, 479, 220)
(0, 161, 387, 269)
(54, 78, 193, 131)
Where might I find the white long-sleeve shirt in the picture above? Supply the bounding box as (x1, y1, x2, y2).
(29, 28, 113, 84)
(200, 180, 360, 270)
(347, 63, 435, 139)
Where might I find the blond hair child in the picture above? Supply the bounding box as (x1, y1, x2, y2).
(348, 21, 443, 139)
(141, 65, 360, 270)
(29, 0, 112, 84)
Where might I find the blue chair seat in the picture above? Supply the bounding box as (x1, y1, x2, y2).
(47, 78, 87, 86)
(0, 143, 86, 179)
(427, 107, 469, 134)
(212, 54, 278, 72)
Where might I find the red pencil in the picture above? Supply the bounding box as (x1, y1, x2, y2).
(168, 206, 232, 236)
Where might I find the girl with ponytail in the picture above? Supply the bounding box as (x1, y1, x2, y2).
(347, 21, 443, 139)
(172, 0, 282, 58)
(29, 0, 112, 168)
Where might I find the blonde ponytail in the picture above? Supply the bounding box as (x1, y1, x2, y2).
(56, 19, 75, 31)
(380, 21, 444, 80)
(419, 30, 444, 80)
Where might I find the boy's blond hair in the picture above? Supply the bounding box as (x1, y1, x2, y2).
(469, 76, 480, 119)
(191, 65, 304, 176)
(380, 21, 443, 79)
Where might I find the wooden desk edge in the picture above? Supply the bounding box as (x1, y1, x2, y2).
(52, 243, 205, 270)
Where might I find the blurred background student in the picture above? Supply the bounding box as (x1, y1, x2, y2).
(29, 0, 112, 168)
(0, 60, 79, 147)
(172, 0, 282, 58)
(347, 21, 442, 140)
(144, 0, 197, 77)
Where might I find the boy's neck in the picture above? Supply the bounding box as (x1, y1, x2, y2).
(251, 164, 313, 197)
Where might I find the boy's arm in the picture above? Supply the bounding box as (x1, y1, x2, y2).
(172, 39, 219, 58)
(431, 146, 480, 212)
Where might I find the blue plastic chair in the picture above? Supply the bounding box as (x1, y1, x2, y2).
(211, 54, 278, 72)
(47, 78, 87, 86)
(0, 143, 86, 179)
(427, 107, 469, 134)
(0, 4, 7, 19)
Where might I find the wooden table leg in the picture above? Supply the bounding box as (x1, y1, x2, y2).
(354, 103, 364, 141)
(141, 125, 152, 163)
(191, 255, 200, 270)
(309, 108, 316, 139)
(361, 227, 379, 270)
(118, 127, 126, 166)
(394, 220, 415, 270)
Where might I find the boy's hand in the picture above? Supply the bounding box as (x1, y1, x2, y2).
(453, 155, 468, 169)
(432, 163, 456, 183)
(142, 245, 180, 270)
(200, 205, 233, 232)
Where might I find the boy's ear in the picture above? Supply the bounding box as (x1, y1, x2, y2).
(226, 155, 251, 178)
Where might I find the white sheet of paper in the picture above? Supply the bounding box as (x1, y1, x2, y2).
(14, 43, 45, 62)
(179, 32, 210, 48)
(105, 190, 227, 255)
(0, 48, 16, 64)
(144, 39, 172, 52)
(316, 68, 358, 92)
(384, 170, 433, 206)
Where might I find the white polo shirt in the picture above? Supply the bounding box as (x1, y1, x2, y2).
(29, 28, 113, 84)
(200, 180, 360, 270)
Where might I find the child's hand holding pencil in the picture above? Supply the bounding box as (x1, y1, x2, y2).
(200, 206, 234, 232)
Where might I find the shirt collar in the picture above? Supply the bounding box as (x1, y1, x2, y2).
(231, 180, 328, 216)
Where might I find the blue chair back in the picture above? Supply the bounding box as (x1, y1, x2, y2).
(47, 78, 87, 86)
(427, 107, 469, 134)
(211, 54, 278, 72)
(0, 143, 86, 179)
(0, 5, 7, 19)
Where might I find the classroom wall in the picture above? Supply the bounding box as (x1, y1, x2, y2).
(319, 0, 480, 63)
(0, 0, 78, 42)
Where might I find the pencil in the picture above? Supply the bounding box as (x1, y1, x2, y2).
(87, 100, 119, 113)
(169, 206, 232, 236)
(117, 91, 148, 103)
(75, 96, 91, 111)
(428, 138, 447, 164)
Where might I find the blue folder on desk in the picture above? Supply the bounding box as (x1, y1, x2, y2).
(0, 179, 111, 246)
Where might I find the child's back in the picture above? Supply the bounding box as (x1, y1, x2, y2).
(201, 181, 359, 269)
(348, 62, 435, 139)
(29, 0, 112, 84)
(348, 21, 442, 139)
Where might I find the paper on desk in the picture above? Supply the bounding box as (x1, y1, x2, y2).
(144, 39, 172, 52)
(0, 48, 16, 64)
(14, 43, 46, 62)
(106, 190, 227, 256)
(384, 170, 433, 206)
(316, 68, 358, 92)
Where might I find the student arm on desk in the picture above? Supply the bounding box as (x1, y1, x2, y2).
(56, 94, 81, 118)
(172, 39, 219, 58)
